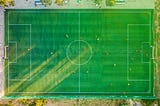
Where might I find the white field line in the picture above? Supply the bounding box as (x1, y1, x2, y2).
(8, 11, 151, 14)
(7, 19, 32, 85)
(7, 10, 152, 94)
(141, 42, 150, 63)
(10, 91, 151, 94)
(9, 24, 31, 26)
(78, 11, 80, 93)
(127, 24, 151, 82)
(8, 41, 17, 64)
(8, 11, 10, 92)
(30, 24, 32, 80)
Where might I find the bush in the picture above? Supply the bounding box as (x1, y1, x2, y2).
(55, 0, 63, 6)
(94, 0, 102, 5)
(41, 0, 52, 6)
(0, 0, 15, 7)
(106, 0, 116, 6)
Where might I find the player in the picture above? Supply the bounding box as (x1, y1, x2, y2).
(65, 34, 69, 38)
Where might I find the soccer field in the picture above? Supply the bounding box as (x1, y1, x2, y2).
(4, 9, 154, 98)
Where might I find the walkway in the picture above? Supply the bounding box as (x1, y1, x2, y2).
(0, 7, 4, 97)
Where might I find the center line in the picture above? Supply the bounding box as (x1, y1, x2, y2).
(78, 11, 80, 93)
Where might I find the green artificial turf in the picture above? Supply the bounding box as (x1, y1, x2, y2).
(4, 9, 154, 98)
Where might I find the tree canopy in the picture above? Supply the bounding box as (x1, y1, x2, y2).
(41, 0, 52, 6)
(106, 0, 116, 6)
(0, 0, 14, 7)
(55, 0, 63, 6)
(94, 0, 102, 5)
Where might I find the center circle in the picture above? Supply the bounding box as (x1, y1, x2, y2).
(66, 40, 92, 65)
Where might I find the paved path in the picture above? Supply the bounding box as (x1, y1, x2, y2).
(10, 0, 155, 9)
(0, 7, 4, 97)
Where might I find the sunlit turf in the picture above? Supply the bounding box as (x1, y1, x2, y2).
(5, 9, 154, 98)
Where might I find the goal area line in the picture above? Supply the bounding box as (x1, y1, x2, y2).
(126, 24, 152, 94)
(7, 23, 32, 84)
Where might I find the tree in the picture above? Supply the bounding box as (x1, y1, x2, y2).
(0, 0, 14, 7)
(41, 0, 52, 6)
(55, 0, 63, 6)
(106, 0, 116, 6)
(94, 0, 102, 5)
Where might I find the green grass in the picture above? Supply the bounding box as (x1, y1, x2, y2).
(5, 9, 154, 98)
